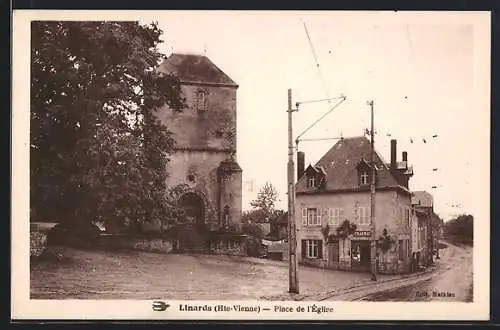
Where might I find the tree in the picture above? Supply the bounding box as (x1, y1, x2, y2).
(377, 228, 396, 253)
(241, 209, 267, 224)
(249, 182, 279, 221)
(444, 214, 473, 245)
(30, 21, 186, 231)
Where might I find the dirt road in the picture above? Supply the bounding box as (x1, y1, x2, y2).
(359, 242, 473, 302)
(321, 241, 473, 302)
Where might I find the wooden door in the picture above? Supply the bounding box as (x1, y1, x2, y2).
(327, 240, 340, 268)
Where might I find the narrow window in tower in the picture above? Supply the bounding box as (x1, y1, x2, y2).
(196, 91, 206, 111)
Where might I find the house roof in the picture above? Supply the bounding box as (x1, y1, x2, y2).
(412, 191, 434, 208)
(159, 53, 238, 87)
(296, 136, 409, 194)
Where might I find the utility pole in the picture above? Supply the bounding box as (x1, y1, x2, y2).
(368, 100, 378, 281)
(287, 89, 299, 294)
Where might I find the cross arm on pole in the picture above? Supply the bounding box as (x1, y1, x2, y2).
(295, 96, 347, 145)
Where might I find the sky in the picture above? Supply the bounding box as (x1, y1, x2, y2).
(134, 11, 489, 221)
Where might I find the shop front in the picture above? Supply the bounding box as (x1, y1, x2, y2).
(350, 230, 372, 271)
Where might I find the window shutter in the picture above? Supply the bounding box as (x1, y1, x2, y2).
(328, 208, 333, 224)
(317, 208, 322, 225)
(301, 208, 307, 226)
(318, 240, 323, 259)
(301, 240, 307, 258)
(339, 208, 345, 223)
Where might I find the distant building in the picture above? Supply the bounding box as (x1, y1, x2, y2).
(269, 212, 288, 241)
(411, 191, 442, 268)
(295, 137, 414, 274)
(155, 53, 243, 252)
(267, 241, 289, 261)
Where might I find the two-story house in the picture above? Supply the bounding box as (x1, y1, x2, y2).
(155, 53, 243, 252)
(295, 136, 414, 274)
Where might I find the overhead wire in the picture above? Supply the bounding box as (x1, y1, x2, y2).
(303, 20, 331, 103)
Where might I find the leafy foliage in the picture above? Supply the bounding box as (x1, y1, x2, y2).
(241, 208, 286, 225)
(377, 228, 395, 252)
(30, 21, 186, 231)
(322, 224, 330, 240)
(241, 222, 265, 239)
(336, 220, 357, 238)
(249, 182, 279, 220)
(444, 214, 473, 245)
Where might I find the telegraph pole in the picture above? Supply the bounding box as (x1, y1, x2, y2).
(368, 100, 378, 281)
(287, 89, 299, 294)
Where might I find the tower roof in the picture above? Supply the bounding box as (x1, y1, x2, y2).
(159, 53, 238, 87)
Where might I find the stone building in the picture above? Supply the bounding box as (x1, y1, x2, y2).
(155, 53, 243, 251)
(295, 136, 415, 274)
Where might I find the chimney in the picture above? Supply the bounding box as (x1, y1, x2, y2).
(297, 151, 305, 181)
(390, 139, 397, 170)
(402, 151, 408, 162)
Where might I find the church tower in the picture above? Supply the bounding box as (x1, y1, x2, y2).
(156, 53, 242, 249)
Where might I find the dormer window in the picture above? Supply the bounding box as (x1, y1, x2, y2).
(360, 171, 369, 185)
(307, 176, 317, 188)
(356, 158, 374, 187)
(304, 164, 326, 190)
(195, 91, 206, 111)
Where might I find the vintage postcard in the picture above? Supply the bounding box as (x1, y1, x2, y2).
(12, 10, 490, 320)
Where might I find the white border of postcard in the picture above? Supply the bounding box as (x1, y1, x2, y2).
(12, 10, 491, 321)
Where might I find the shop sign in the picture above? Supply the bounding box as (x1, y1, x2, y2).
(353, 230, 372, 238)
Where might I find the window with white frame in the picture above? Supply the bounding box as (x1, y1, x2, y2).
(359, 206, 370, 225)
(195, 91, 206, 111)
(307, 208, 320, 226)
(305, 239, 322, 258)
(328, 207, 341, 226)
(360, 171, 369, 185)
(307, 176, 317, 188)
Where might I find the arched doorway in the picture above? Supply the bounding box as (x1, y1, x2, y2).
(178, 192, 205, 230)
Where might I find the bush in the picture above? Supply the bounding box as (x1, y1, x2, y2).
(46, 221, 101, 247)
(244, 236, 265, 257)
(30, 231, 48, 258)
(241, 223, 265, 239)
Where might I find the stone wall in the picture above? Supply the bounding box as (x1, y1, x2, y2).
(96, 234, 174, 253)
(155, 84, 237, 151)
(153, 62, 242, 234)
(164, 150, 226, 229)
(210, 238, 246, 256)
